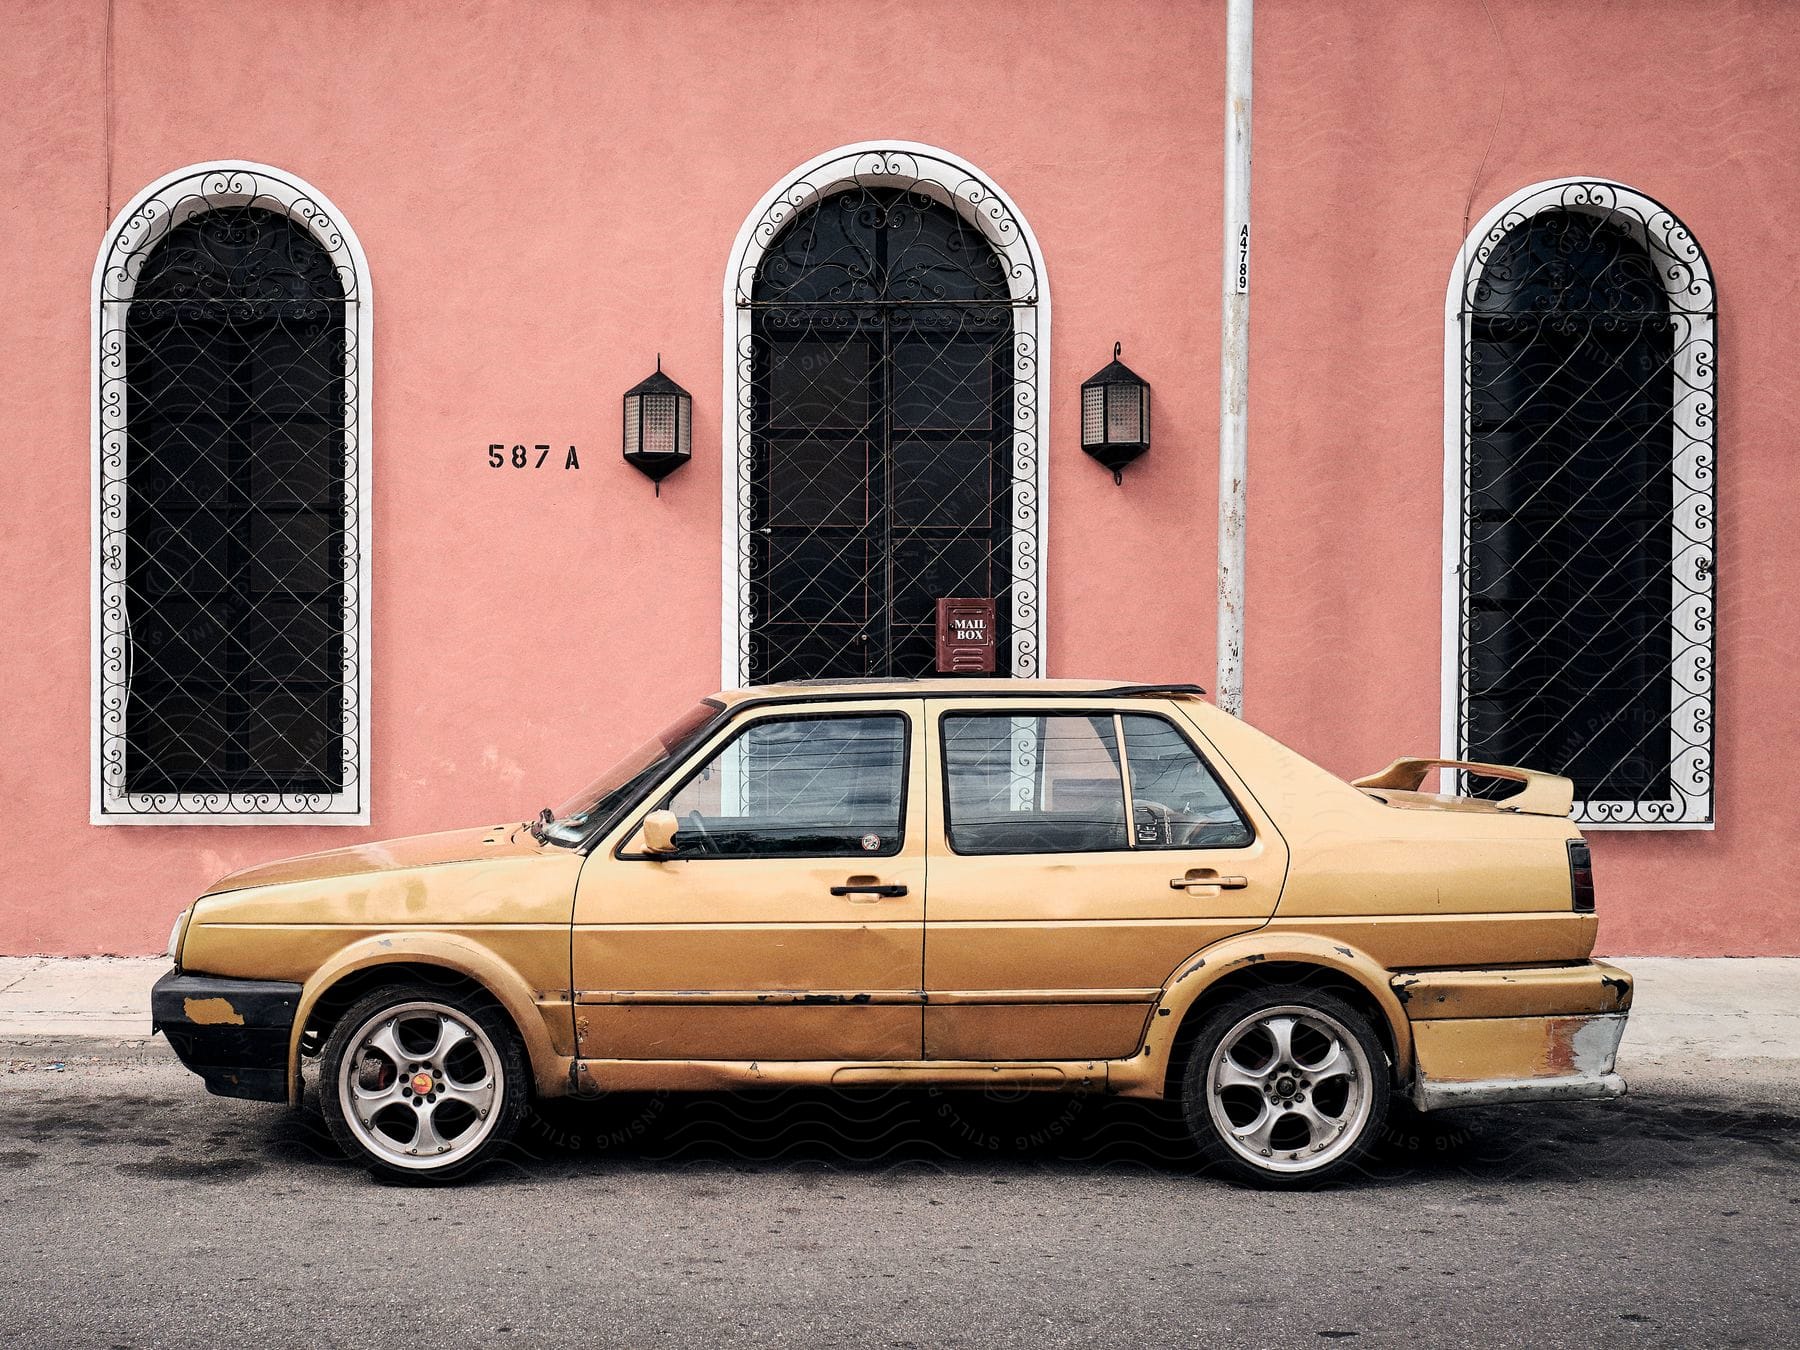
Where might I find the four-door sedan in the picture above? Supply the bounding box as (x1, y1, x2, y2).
(153, 679, 1632, 1185)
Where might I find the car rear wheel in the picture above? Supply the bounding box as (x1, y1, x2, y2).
(320, 984, 528, 1182)
(1180, 984, 1389, 1188)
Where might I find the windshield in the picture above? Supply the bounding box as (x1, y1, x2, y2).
(541, 699, 726, 847)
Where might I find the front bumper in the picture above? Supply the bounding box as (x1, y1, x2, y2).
(151, 968, 302, 1102)
(1394, 961, 1633, 1112)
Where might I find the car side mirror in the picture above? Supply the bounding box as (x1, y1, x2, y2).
(640, 809, 680, 856)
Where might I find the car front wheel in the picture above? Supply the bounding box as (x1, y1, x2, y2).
(1180, 984, 1389, 1187)
(320, 984, 528, 1182)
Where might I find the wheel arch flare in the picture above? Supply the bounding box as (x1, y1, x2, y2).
(291, 933, 568, 1105)
(1112, 933, 1415, 1100)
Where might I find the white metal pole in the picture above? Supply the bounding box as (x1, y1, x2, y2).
(1216, 0, 1253, 715)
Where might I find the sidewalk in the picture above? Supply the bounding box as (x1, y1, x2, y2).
(0, 956, 160, 1038)
(1, 955, 1796, 1060)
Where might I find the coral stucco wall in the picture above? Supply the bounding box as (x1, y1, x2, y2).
(1, 0, 1796, 955)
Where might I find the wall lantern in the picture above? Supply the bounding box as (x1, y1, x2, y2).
(623, 355, 692, 494)
(1080, 342, 1151, 484)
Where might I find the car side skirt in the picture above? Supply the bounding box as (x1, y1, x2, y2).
(572, 1058, 1112, 1094)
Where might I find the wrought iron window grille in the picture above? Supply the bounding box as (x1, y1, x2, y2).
(94, 164, 370, 823)
(1449, 180, 1714, 827)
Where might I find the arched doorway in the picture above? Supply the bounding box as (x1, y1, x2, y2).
(724, 144, 1047, 686)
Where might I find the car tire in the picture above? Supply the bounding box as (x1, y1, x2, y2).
(1179, 983, 1390, 1188)
(319, 982, 529, 1183)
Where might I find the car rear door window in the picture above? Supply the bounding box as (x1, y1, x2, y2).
(662, 714, 906, 857)
(942, 713, 1128, 854)
(1120, 714, 1253, 849)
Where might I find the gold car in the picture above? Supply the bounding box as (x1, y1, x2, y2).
(153, 679, 1632, 1185)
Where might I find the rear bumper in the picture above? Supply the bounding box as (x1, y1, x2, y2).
(1414, 1065, 1627, 1111)
(151, 968, 302, 1103)
(1394, 961, 1633, 1113)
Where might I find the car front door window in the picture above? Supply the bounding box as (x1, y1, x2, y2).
(663, 714, 906, 858)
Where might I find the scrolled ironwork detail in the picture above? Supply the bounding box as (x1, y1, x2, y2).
(1452, 179, 1714, 826)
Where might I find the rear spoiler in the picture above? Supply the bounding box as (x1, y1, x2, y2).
(1350, 757, 1574, 818)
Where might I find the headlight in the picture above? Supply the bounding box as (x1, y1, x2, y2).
(167, 909, 190, 965)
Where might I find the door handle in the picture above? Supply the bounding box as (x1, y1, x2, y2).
(1170, 872, 1249, 891)
(831, 882, 908, 900)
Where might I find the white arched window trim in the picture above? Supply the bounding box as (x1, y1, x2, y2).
(1440, 177, 1715, 829)
(719, 140, 1050, 688)
(91, 160, 373, 825)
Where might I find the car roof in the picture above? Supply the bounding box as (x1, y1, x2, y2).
(712, 678, 1208, 707)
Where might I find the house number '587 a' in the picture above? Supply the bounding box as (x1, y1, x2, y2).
(489, 444, 581, 469)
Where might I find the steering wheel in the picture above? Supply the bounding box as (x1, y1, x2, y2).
(1133, 799, 1174, 846)
(681, 809, 720, 856)
(1136, 799, 1208, 849)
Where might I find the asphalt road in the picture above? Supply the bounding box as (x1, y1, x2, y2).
(0, 1040, 1795, 1349)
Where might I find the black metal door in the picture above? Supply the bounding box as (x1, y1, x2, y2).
(746, 187, 1016, 683)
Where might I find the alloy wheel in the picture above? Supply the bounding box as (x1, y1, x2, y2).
(336, 1001, 505, 1171)
(1205, 1003, 1372, 1175)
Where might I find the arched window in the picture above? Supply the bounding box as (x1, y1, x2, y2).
(725, 144, 1047, 685)
(1446, 180, 1713, 826)
(94, 163, 371, 823)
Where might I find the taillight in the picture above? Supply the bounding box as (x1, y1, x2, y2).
(1568, 839, 1595, 913)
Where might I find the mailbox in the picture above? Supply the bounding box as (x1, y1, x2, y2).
(935, 597, 997, 674)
